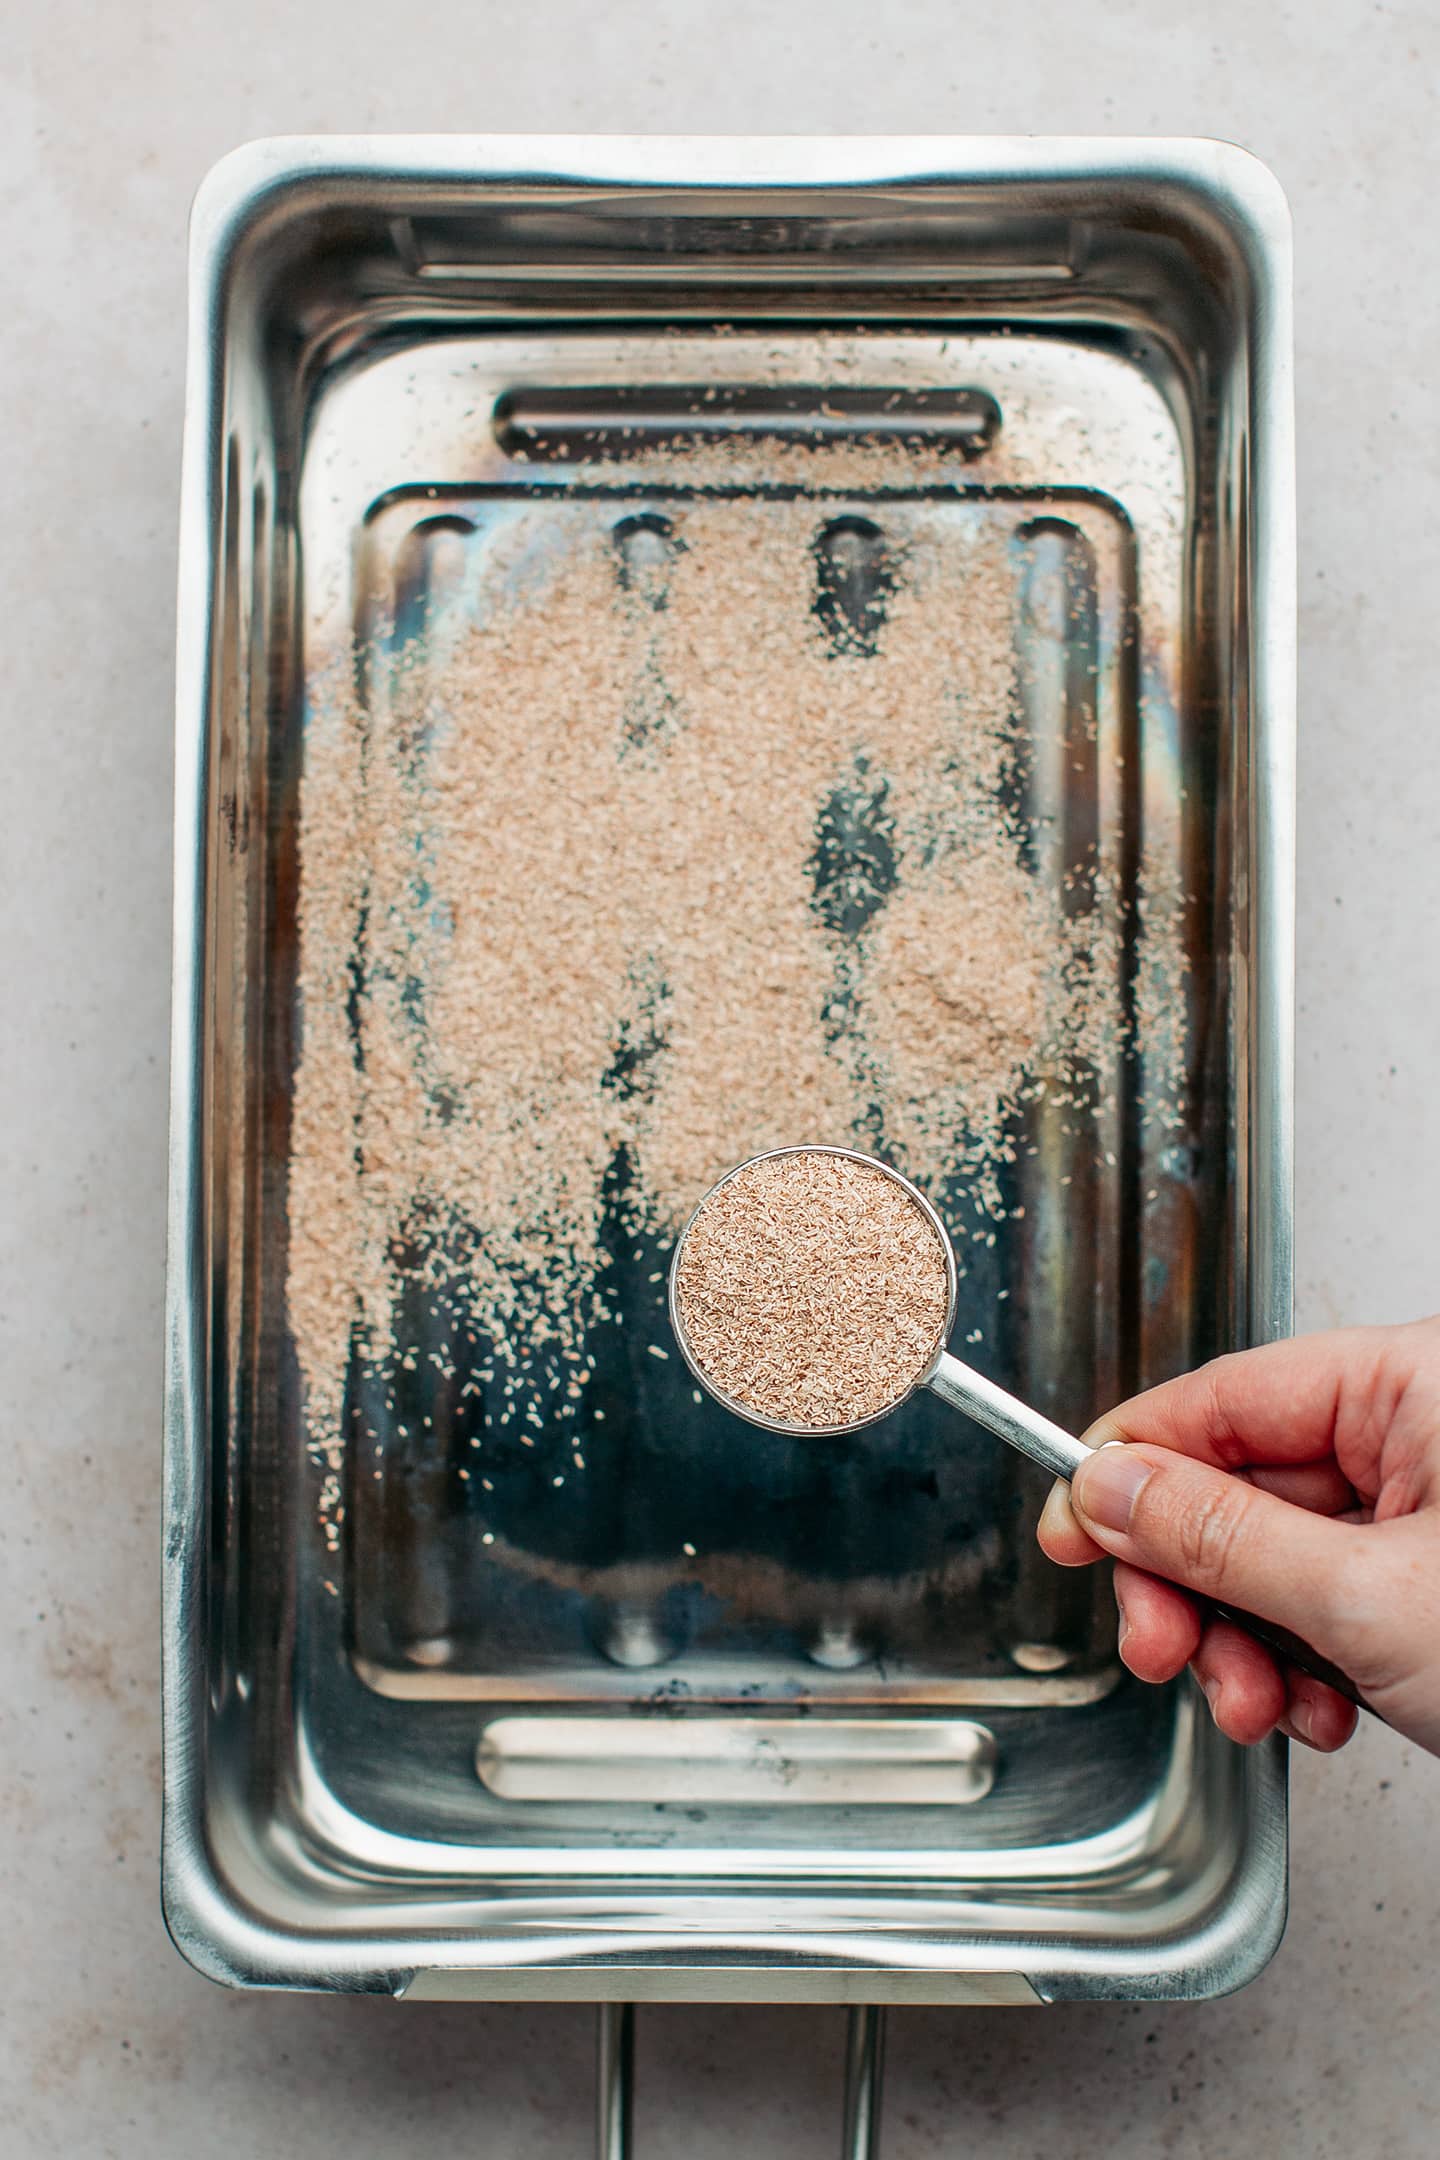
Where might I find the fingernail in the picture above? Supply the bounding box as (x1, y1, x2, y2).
(1037, 1481, 1077, 1542)
(1287, 1698, 1315, 1744)
(1202, 1676, 1223, 1721)
(1071, 1445, 1154, 1533)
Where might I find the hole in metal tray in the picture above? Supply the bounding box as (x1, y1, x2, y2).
(492, 384, 1001, 459)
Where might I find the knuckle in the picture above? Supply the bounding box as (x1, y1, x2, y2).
(1196, 1362, 1245, 1460)
(1168, 1480, 1252, 1588)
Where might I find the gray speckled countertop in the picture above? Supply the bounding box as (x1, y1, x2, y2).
(4, 4, 1439, 2152)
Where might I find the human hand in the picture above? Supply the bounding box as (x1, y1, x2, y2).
(1037, 1319, 1440, 1755)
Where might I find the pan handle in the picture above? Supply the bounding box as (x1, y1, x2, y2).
(595, 1999, 885, 2154)
(841, 2005, 887, 2160)
(597, 2002, 634, 2160)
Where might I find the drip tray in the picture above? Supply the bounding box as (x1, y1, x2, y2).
(340, 479, 1136, 1712)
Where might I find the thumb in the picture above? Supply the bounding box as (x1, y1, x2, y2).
(1068, 1441, 1360, 1655)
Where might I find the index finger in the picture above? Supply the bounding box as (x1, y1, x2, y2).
(1083, 1325, 1400, 1480)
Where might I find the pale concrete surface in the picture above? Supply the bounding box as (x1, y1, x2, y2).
(3, 3, 1439, 2154)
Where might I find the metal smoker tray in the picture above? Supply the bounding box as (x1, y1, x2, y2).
(165, 137, 1296, 2150)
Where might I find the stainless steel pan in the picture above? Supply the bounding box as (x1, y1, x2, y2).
(164, 136, 1296, 2151)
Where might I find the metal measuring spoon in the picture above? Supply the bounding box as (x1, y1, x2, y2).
(668, 1144, 1372, 1715)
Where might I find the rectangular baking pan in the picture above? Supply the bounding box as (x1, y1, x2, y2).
(164, 135, 1295, 2005)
